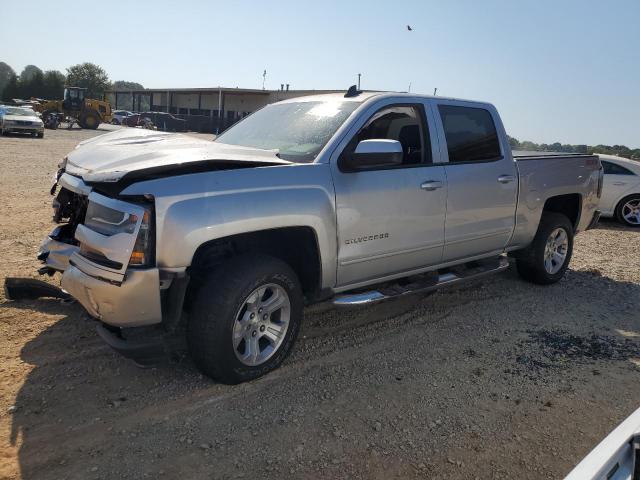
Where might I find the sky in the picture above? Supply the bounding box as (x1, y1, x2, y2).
(2, 0, 639, 147)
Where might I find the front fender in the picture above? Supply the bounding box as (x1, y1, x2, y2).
(120, 163, 338, 289)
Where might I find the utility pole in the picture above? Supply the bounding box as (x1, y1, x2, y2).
(357, 73, 361, 90)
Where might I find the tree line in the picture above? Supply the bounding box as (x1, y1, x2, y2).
(509, 136, 639, 160)
(1, 60, 637, 156)
(0, 61, 143, 109)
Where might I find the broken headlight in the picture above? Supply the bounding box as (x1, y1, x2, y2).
(84, 202, 138, 236)
(84, 201, 153, 267)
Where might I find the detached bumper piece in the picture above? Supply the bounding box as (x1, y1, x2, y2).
(4, 277, 71, 301)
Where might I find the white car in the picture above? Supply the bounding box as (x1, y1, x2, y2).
(0, 105, 45, 138)
(598, 154, 640, 227)
(111, 110, 133, 125)
(564, 406, 640, 480)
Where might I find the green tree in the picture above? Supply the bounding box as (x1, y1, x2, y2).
(42, 70, 66, 99)
(112, 80, 144, 90)
(26, 70, 46, 98)
(0, 61, 16, 98)
(65, 62, 110, 98)
(108, 80, 146, 110)
(20, 64, 43, 82)
(1, 73, 19, 101)
(574, 145, 587, 154)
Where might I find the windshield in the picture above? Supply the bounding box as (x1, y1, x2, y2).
(4, 107, 35, 116)
(215, 101, 360, 162)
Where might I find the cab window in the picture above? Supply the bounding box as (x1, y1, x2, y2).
(345, 105, 431, 167)
(438, 105, 501, 163)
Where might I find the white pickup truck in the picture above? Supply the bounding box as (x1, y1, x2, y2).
(38, 88, 603, 383)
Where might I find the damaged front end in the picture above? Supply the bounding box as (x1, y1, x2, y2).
(38, 167, 163, 326)
(37, 161, 90, 275)
(35, 166, 174, 362)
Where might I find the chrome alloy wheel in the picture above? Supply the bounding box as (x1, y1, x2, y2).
(544, 227, 569, 274)
(232, 283, 291, 366)
(622, 199, 640, 225)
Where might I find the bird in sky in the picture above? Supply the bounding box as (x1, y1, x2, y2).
(407, 25, 413, 31)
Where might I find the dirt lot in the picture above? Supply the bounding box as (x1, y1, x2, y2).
(1, 126, 639, 480)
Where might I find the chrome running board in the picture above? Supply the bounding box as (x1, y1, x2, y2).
(333, 256, 509, 306)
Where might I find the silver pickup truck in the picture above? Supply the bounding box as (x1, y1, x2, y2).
(39, 89, 603, 383)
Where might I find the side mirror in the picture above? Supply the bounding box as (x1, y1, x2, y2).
(341, 139, 403, 171)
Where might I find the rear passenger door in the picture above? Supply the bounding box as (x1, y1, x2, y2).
(332, 101, 447, 287)
(434, 102, 518, 262)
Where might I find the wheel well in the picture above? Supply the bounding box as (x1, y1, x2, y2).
(187, 227, 322, 302)
(542, 194, 581, 230)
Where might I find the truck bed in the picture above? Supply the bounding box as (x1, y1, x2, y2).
(512, 150, 595, 160)
(508, 151, 601, 249)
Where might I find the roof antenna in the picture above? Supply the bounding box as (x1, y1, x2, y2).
(433, 87, 438, 96)
(345, 84, 362, 98)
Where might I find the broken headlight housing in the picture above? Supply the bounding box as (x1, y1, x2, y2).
(83, 201, 153, 267)
(129, 210, 152, 266)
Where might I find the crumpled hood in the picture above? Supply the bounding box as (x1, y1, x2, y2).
(65, 127, 290, 183)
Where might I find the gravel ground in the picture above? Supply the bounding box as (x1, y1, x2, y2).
(1, 126, 639, 480)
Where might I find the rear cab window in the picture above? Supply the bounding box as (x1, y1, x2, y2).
(438, 105, 501, 163)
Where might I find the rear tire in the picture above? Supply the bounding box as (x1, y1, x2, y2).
(514, 212, 574, 285)
(615, 194, 640, 228)
(187, 254, 303, 384)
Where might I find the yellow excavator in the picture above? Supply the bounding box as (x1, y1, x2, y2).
(36, 87, 112, 129)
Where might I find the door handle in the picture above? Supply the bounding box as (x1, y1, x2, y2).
(612, 182, 627, 186)
(497, 175, 515, 184)
(420, 180, 443, 191)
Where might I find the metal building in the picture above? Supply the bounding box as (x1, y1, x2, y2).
(105, 86, 342, 133)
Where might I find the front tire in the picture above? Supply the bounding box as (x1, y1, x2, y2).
(79, 112, 100, 130)
(514, 212, 574, 285)
(188, 254, 303, 384)
(615, 194, 640, 227)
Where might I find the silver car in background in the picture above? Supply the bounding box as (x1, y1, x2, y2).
(0, 106, 44, 137)
(111, 110, 133, 125)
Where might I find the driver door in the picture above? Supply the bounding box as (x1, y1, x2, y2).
(331, 102, 447, 287)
